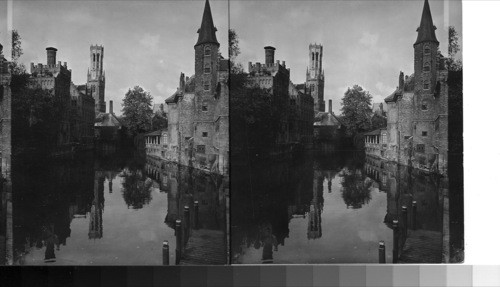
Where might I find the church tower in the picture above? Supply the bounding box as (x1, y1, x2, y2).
(306, 44, 325, 113)
(87, 45, 106, 114)
(413, 0, 439, 94)
(194, 0, 219, 97)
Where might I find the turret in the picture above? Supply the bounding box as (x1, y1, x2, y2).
(46, 47, 57, 66)
(264, 46, 276, 66)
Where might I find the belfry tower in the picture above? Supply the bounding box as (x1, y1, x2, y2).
(87, 45, 106, 114)
(306, 44, 325, 113)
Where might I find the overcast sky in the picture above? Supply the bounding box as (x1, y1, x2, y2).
(230, 0, 462, 114)
(9, 0, 228, 116)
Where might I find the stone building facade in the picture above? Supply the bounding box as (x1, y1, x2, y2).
(29, 47, 72, 149)
(247, 46, 314, 147)
(0, 43, 11, 178)
(153, 0, 228, 176)
(367, 0, 448, 175)
(87, 45, 106, 114)
(70, 83, 95, 147)
(306, 44, 325, 113)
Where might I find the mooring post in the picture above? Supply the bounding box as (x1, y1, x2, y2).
(402, 205, 408, 239)
(379, 241, 386, 263)
(184, 206, 190, 240)
(393, 220, 399, 263)
(412, 201, 417, 230)
(194, 201, 199, 230)
(162, 240, 169, 265)
(175, 219, 182, 265)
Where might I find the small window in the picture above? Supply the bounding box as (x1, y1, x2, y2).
(202, 132, 208, 138)
(423, 80, 430, 90)
(435, 120, 440, 131)
(202, 104, 208, 112)
(311, 85, 315, 92)
(204, 63, 210, 73)
(204, 46, 211, 56)
(421, 101, 428, 111)
(197, 145, 206, 154)
(382, 134, 387, 144)
(404, 136, 410, 140)
(424, 45, 430, 55)
(422, 131, 428, 137)
(204, 81, 210, 91)
(416, 144, 425, 153)
(423, 62, 430, 72)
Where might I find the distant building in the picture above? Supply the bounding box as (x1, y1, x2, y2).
(70, 83, 95, 148)
(306, 44, 325, 113)
(95, 100, 123, 144)
(156, 0, 228, 176)
(29, 47, 72, 149)
(313, 100, 346, 151)
(0, 43, 11, 176)
(87, 45, 106, 114)
(247, 46, 314, 147)
(366, 0, 448, 175)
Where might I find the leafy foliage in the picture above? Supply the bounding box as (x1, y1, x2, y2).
(121, 86, 153, 136)
(11, 30, 26, 75)
(446, 26, 462, 72)
(229, 29, 243, 74)
(340, 85, 373, 137)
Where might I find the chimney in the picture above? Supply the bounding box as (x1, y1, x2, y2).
(399, 71, 404, 91)
(109, 100, 113, 114)
(46, 47, 57, 66)
(329, 100, 332, 113)
(264, 46, 276, 65)
(0, 43, 3, 54)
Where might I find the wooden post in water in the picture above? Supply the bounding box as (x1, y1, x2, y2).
(194, 201, 199, 230)
(175, 219, 182, 265)
(184, 206, 190, 240)
(402, 205, 408, 239)
(412, 201, 417, 230)
(162, 240, 169, 265)
(379, 241, 386, 263)
(393, 220, 399, 263)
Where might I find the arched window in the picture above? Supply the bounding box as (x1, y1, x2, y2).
(424, 45, 430, 55)
(312, 53, 315, 61)
(423, 62, 430, 72)
(93, 54, 96, 62)
(204, 46, 211, 56)
(204, 62, 211, 73)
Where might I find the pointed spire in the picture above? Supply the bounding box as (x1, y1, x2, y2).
(414, 0, 439, 46)
(195, 0, 219, 47)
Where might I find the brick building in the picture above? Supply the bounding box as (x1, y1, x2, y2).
(87, 45, 106, 114)
(29, 47, 72, 150)
(0, 43, 12, 177)
(366, 0, 448, 175)
(247, 46, 314, 147)
(156, 0, 228, 176)
(306, 44, 325, 113)
(70, 83, 95, 148)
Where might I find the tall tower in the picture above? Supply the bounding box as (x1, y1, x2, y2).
(87, 45, 106, 114)
(194, 0, 219, 97)
(413, 0, 439, 94)
(306, 44, 325, 113)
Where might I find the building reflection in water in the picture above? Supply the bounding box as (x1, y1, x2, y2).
(232, 151, 448, 264)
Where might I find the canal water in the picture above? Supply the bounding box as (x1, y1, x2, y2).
(11, 149, 227, 265)
(231, 151, 447, 264)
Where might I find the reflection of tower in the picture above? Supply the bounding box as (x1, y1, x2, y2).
(89, 171, 104, 239)
(306, 43, 325, 113)
(87, 45, 106, 113)
(308, 171, 324, 239)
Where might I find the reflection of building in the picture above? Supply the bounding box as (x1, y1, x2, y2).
(89, 171, 104, 239)
(368, 0, 448, 175)
(158, 0, 228, 176)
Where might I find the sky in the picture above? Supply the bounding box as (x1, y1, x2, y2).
(230, 0, 462, 114)
(8, 0, 228, 116)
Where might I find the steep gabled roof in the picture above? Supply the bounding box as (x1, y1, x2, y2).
(195, 0, 219, 47)
(414, 0, 439, 46)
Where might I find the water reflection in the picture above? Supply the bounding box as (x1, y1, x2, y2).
(11, 149, 227, 265)
(231, 152, 447, 264)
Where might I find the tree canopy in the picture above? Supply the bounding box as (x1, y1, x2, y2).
(340, 85, 373, 137)
(229, 29, 243, 74)
(121, 86, 154, 136)
(446, 26, 462, 72)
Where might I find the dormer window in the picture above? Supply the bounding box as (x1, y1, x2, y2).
(204, 46, 211, 56)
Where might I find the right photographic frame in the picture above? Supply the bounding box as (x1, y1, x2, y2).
(229, 0, 463, 264)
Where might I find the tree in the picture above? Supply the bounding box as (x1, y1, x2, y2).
(340, 85, 373, 137)
(151, 104, 168, 131)
(229, 29, 243, 74)
(446, 26, 462, 72)
(121, 86, 153, 136)
(11, 29, 26, 75)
